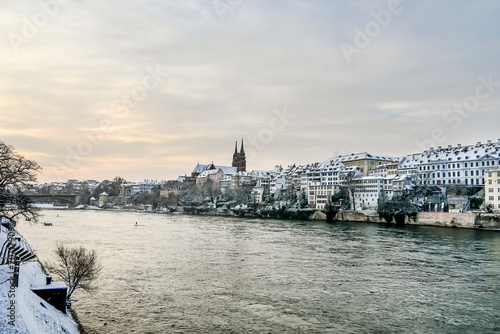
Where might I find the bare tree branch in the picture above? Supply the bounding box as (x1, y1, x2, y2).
(44, 243, 102, 301)
(0, 141, 42, 224)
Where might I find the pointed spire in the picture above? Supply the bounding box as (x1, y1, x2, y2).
(240, 138, 245, 153)
(234, 141, 238, 155)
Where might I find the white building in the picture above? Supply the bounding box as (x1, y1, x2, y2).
(308, 184, 338, 210)
(399, 140, 500, 187)
(353, 177, 384, 210)
(132, 180, 160, 195)
(251, 186, 266, 204)
(98, 192, 108, 207)
(485, 169, 500, 212)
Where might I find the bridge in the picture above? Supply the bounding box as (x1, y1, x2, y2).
(24, 193, 93, 207)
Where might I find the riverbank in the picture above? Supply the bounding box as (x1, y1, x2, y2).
(38, 204, 500, 230)
(0, 222, 81, 333)
(180, 207, 500, 230)
(0, 262, 79, 333)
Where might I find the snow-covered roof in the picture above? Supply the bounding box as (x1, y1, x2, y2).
(216, 166, 238, 175)
(319, 152, 396, 169)
(192, 163, 237, 175)
(192, 163, 208, 174)
(399, 140, 500, 169)
(251, 170, 271, 178)
(197, 169, 222, 178)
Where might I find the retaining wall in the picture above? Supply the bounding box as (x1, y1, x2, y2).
(411, 212, 476, 229)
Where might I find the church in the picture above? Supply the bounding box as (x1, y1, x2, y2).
(184, 139, 247, 187)
(232, 139, 246, 172)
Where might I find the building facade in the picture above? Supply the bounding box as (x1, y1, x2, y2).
(399, 140, 500, 187)
(485, 169, 500, 212)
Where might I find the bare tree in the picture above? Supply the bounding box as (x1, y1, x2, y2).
(45, 244, 102, 303)
(0, 141, 41, 224)
(340, 171, 357, 210)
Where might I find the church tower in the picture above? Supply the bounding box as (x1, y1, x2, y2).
(232, 139, 246, 172)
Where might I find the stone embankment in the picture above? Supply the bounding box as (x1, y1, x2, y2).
(151, 206, 500, 230)
(334, 210, 500, 230)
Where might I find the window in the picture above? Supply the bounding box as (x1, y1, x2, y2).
(490, 180, 493, 184)
(489, 196, 494, 200)
(489, 188, 494, 193)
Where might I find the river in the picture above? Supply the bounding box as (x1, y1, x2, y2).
(17, 210, 500, 333)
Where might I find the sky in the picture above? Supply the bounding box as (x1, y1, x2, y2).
(1, 0, 500, 184)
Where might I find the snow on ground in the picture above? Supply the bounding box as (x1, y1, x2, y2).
(32, 204, 68, 209)
(74, 205, 101, 210)
(0, 262, 79, 334)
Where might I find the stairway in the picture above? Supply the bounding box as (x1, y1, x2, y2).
(0, 222, 36, 265)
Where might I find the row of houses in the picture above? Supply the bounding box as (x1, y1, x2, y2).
(182, 139, 500, 212)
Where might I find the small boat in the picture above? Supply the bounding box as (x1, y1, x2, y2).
(43, 221, 53, 226)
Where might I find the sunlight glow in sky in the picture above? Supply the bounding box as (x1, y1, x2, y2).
(1, 0, 499, 183)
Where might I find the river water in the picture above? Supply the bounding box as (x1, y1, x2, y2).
(17, 210, 500, 333)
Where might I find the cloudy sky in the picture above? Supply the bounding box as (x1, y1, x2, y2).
(1, 0, 499, 183)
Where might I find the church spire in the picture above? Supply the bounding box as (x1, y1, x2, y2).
(240, 138, 245, 153)
(234, 141, 238, 155)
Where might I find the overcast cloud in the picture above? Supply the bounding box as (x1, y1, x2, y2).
(1, 0, 499, 183)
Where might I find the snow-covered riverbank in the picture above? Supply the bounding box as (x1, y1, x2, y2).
(0, 261, 79, 333)
(0, 222, 80, 334)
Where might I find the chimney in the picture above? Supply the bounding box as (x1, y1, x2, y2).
(448, 145, 452, 149)
(457, 144, 461, 148)
(476, 142, 481, 146)
(46, 276, 52, 285)
(487, 140, 492, 145)
(438, 146, 442, 150)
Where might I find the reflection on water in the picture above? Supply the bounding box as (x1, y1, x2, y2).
(17, 210, 500, 333)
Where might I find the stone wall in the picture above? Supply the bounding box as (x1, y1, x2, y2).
(411, 212, 476, 229)
(335, 211, 386, 223)
(477, 213, 500, 229)
(333, 210, 479, 229)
